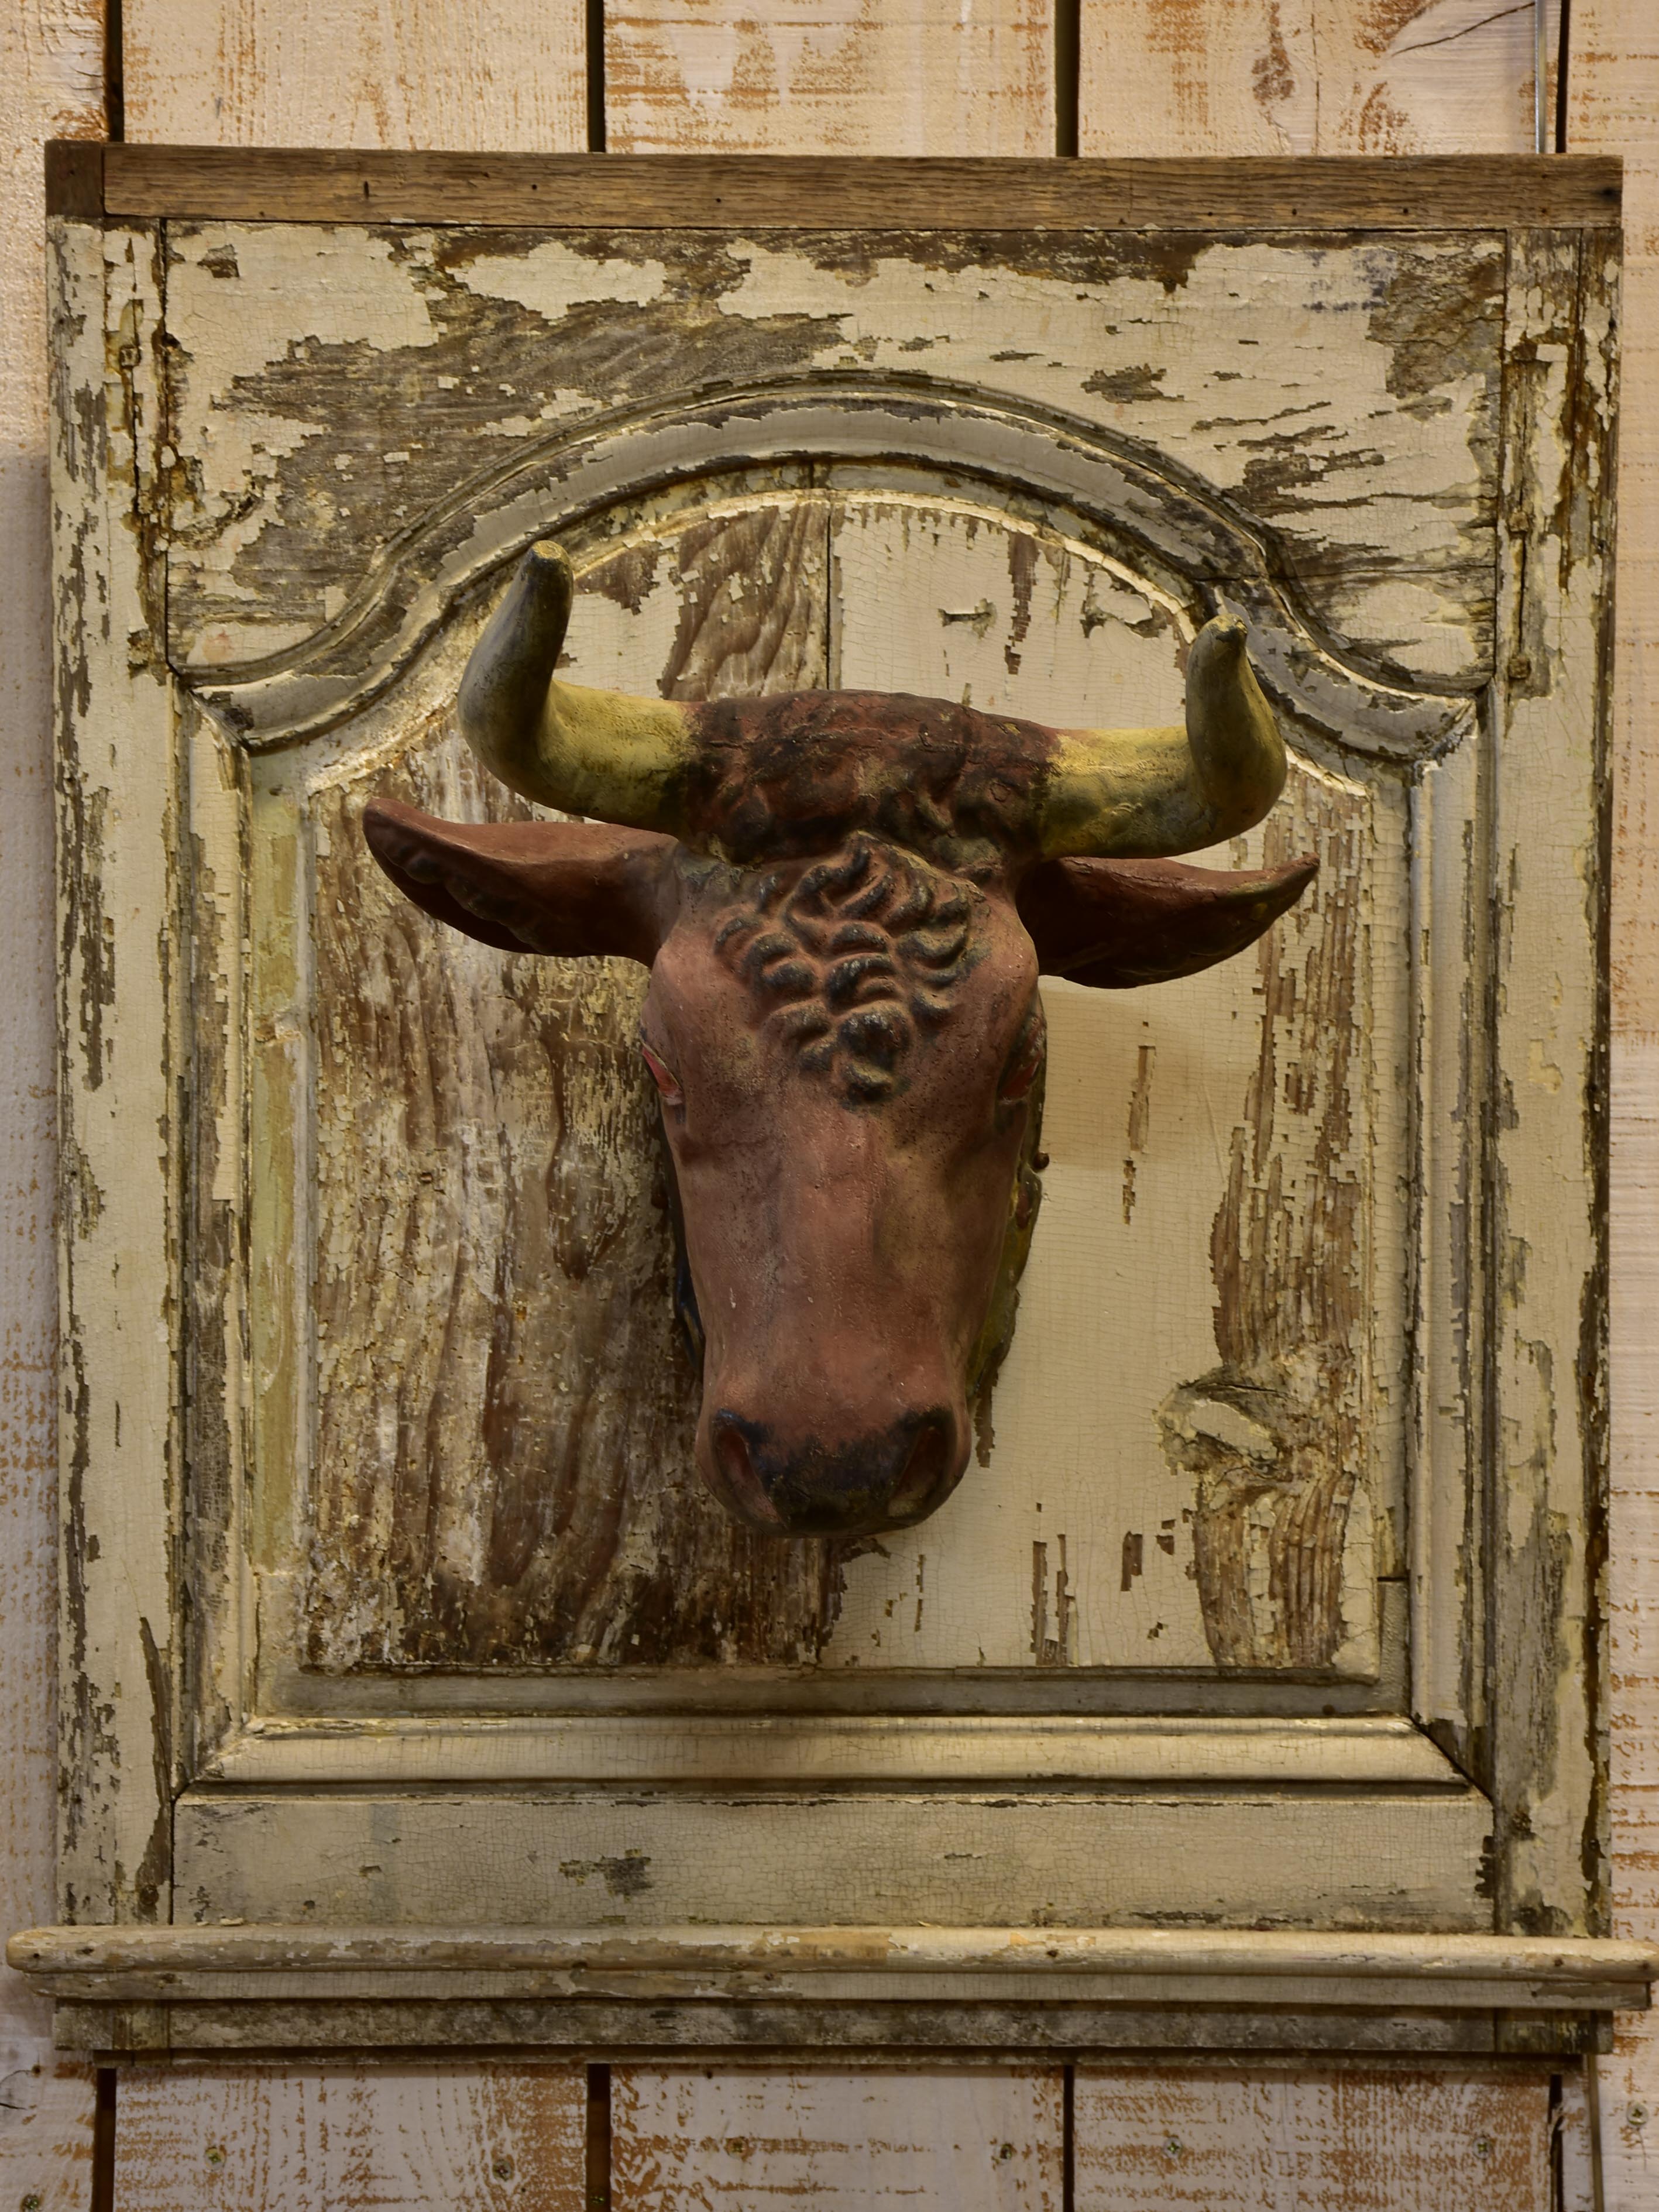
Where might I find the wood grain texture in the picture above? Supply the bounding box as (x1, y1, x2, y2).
(827, 496, 1389, 1677)
(304, 512, 861, 1669)
(0, 0, 104, 2153)
(77, 143, 1623, 227)
(613, 2066, 1062, 2207)
(1567, 8, 1659, 2191)
(171, 1785, 1495, 1931)
(51, 216, 181, 1932)
(1073, 2065, 1554, 2210)
(257, 478, 1399, 1685)
(0, 2058, 95, 2212)
(1480, 225, 1615, 1946)
(114, 2064, 586, 2211)
(1080, 0, 1555, 157)
(159, 221, 1503, 686)
(122, 0, 586, 149)
(605, 0, 1055, 154)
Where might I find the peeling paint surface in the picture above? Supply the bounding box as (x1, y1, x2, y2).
(51, 184, 1613, 1974)
(160, 224, 1504, 689)
(274, 487, 1399, 1677)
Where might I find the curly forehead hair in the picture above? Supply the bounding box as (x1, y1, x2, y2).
(714, 836, 980, 1101)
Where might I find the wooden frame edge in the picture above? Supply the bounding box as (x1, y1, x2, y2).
(44, 143, 1622, 229)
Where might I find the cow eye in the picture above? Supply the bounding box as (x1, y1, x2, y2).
(639, 1040, 684, 1105)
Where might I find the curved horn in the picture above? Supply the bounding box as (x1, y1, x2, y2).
(458, 541, 695, 832)
(1039, 616, 1287, 860)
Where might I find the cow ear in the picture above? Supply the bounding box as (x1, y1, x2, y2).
(1018, 853, 1317, 990)
(362, 797, 678, 965)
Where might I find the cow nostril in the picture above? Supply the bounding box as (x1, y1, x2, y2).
(888, 1416, 954, 1520)
(712, 1417, 784, 1529)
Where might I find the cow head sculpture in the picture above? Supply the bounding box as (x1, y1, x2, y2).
(365, 542, 1315, 1540)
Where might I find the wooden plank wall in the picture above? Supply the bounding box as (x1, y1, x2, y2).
(1566, 10, 1659, 2203)
(0, 0, 1650, 2203)
(0, 6, 105, 2208)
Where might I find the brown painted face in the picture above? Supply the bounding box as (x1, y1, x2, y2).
(640, 838, 1043, 1535)
(360, 539, 1317, 1540)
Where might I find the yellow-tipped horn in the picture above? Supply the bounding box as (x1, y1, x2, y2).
(458, 542, 696, 832)
(1039, 616, 1288, 860)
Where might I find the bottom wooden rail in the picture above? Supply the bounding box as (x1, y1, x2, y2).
(9, 1925, 1655, 2059)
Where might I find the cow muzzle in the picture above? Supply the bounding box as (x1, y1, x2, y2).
(704, 1406, 966, 1537)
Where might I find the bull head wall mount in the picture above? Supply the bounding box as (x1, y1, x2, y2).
(366, 542, 1315, 1543)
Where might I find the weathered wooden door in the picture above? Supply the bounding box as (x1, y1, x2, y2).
(36, 152, 1632, 2058)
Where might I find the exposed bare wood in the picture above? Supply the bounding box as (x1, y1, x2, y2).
(612, 2066, 1062, 2208)
(121, 0, 586, 150)
(160, 224, 1500, 696)
(0, 2058, 96, 2212)
(1482, 224, 1615, 1945)
(304, 516, 856, 1670)
(50, 216, 180, 1931)
(1080, 1, 1557, 158)
(1565, 1, 1659, 2186)
(56, 143, 1621, 227)
(0, 2, 104, 2189)
(114, 2064, 586, 2212)
(1074, 2065, 1554, 2210)
(604, 0, 1055, 155)
(14, 1918, 1658, 1990)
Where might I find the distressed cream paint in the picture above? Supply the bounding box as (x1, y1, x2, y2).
(5, 6, 1655, 2212)
(1567, 1, 1659, 2195)
(0, 5, 102, 2208)
(36, 176, 1614, 2055)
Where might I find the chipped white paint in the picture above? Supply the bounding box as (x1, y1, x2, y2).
(160, 225, 1503, 685)
(0, 0, 103, 2178)
(48, 181, 1614, 2005)
(1567, 5, 1659, 2194)
(51, 215, 180, 1933)
(168, 1787, 1495, 1934)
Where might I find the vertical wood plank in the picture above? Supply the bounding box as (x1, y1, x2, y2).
(0, 2060, 96, 2212)
(103, 10, 594, 2203)
(1484, 224, 1614, 1946)
(1074, 2067, 1553, 2211)
(1080, 0, 1548, 157)
(606, 0, 1056, 153)
(1, 7, 106, 2204)
(1566, 6, 1659, 2199)
(122, 0, 587, 149)
(52, 212, 180, 1934)
(115, 2066, 587, 2211)
(613, 2068, 1063, 2209)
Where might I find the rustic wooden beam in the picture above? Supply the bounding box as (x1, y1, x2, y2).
(42, 142, 1622, 229)
(12, 1921, 1654, 2059)
(13, 1922, 1659, 1987)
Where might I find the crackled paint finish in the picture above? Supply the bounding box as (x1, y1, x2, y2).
(159, 224, 1505, 688)
(50, 177, 1613, 2037)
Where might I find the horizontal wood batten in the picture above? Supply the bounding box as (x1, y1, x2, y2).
(201, 1715, 1461, 1789)
(44, 144, 1622, 229)
(15, 1925, 1651, 2058)
(15, 1924, 1658, 1984)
